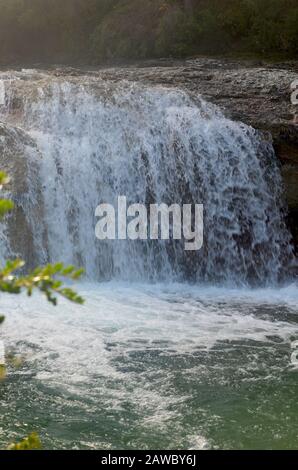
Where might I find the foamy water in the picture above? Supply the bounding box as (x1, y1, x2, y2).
(0, 69, 297, 449)
(0, 80, 5, 106)
(0, 70, 294, 284)
(0, 282, 297, 449)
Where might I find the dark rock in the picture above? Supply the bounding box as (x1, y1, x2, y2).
(81, 57, 298, 250)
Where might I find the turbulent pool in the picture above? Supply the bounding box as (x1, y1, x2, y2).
(0, 69, 297, 449)
(0, 283, 298, 450)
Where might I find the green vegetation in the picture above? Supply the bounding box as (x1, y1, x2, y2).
(0, 1, 297, 64)
(7, 433, 41, 451)
(0, 171, 84, 448)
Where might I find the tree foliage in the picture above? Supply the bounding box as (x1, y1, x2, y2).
(0, 259, 84, 306)
(0, 171, 84, 450)
(7, 433, 41, 451)
(0, 0, 297, 64)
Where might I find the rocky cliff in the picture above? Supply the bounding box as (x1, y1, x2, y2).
(1, 59, 297, 257)
(88, 58, 298, 251)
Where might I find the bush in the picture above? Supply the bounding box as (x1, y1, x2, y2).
(155, 5, 202, 57)
(92, 0, 163, 61)
(283, 7, 298, 53)
(0, 0, 297, 63)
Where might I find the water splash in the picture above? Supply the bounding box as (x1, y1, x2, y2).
(0, 80, 5, 106)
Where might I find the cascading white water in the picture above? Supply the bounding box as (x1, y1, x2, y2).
(1, 71, 298, 451)
(0, 71, 294, 284)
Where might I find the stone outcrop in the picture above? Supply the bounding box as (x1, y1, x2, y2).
(1, 59, 297, 253)
(87, 58, 298, 251)
(0, 122, 44, 267)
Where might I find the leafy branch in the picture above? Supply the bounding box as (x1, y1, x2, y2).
(7, 433, 41, 451)
(0, 260, 84, 305)
(0, 171, 14, 218)
(0, 170, 85, 449)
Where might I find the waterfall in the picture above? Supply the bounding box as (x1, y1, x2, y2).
(0, 70, 294, 285)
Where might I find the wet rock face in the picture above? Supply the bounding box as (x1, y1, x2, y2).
(88, 58, 298, 250)
(0, 122, 45, 267)
(0, 58, 297, 257)
(0, 123, 33, 193)
(49, 60, 298, 237)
